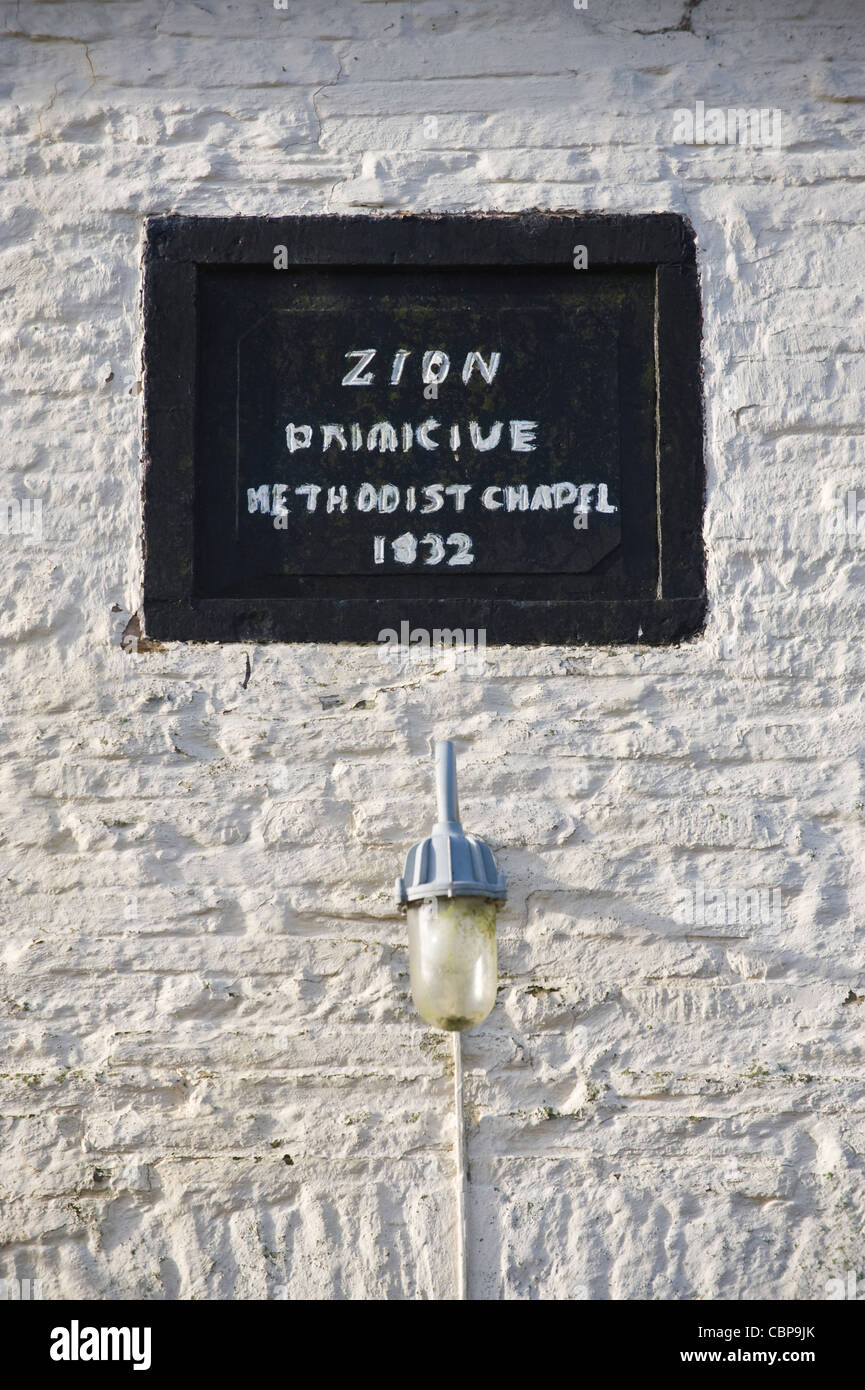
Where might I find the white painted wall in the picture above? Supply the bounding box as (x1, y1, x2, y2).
(1, 0, 864, 1301)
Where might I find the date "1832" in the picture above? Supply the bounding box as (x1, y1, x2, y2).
(373, 532, 473, 566)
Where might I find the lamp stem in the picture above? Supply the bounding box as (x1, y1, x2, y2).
(452, 1029, 468, 1300)
(435, 740, 460, 826)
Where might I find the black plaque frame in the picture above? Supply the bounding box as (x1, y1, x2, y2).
(142, 213, 705, 645)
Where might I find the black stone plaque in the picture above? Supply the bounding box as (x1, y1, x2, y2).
(142, 214, 704, 644)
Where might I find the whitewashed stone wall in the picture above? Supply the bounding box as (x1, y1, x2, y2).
(1, 0, 864, 1301)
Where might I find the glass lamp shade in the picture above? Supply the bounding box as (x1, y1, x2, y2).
(407, 894, 498, 1031)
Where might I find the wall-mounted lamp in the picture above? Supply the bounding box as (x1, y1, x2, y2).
(396, 741, 507, 1031)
